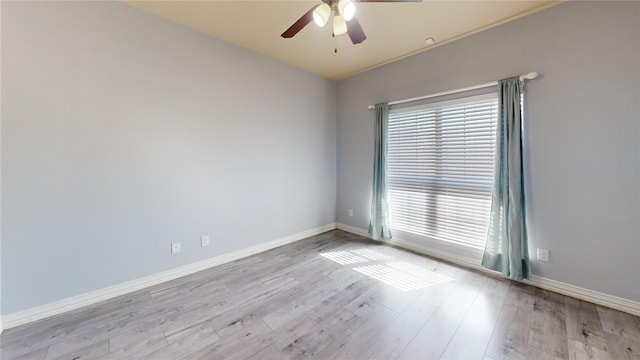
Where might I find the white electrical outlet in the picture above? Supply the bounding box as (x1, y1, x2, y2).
(537, 248, 549, 262)
(171, 242, 182, 254)
(201, 235, 210, 247)
(348, 209, 354, 217)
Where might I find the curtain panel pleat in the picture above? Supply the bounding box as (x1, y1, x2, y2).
(481, 77, 531, 280)
(369, 103, 392, 240)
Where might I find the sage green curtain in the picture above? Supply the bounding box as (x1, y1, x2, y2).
(368, 103, 392, 240)
(481, 77, 531, 280)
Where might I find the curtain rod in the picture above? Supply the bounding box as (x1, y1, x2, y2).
(367, 72, 539, 110)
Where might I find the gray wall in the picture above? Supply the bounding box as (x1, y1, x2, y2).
(1, 1, 336, 314)
(336, 1, 640, 302)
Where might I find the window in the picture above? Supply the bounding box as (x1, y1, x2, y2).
(387, 92, 498, 249)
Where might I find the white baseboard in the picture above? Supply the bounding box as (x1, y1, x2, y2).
(335, 222, 371, 238)
(2, 223, 337, 330)
(336, 223, 640, 317)
(526, 275, 640, 317)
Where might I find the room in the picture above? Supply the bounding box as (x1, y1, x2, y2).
(1, 0, 639, 359)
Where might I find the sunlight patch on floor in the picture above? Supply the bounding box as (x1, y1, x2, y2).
(319, 251, 368, 265)
(353, 262, 453, 292)
(352, 248, 393, 260)
(387, 262, 454, 286)
(319, 249, 454, 292)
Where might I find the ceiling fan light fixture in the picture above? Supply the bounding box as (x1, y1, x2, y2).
(281, 0, 419, 46)
(313, 3, 331, 27)
(333, 15, 348, 36)
(338, 0, 356, 21)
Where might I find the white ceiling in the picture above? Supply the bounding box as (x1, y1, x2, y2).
(124, 0, 558, 80)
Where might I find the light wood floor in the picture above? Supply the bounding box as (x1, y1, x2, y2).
(2, 230, 639, 360)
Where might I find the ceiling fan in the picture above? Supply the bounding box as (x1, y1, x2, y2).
(281, 0, 421, 47)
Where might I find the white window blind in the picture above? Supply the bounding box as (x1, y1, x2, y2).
(387, 93, 498, 249)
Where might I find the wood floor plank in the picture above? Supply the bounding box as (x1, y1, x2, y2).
(568, 338, 613, 360)
(397, 273, 488, 359)
(449, 274, 534, 360)
(1, 289, 152, 347)
(3, 284, 200, 359)
(261, 287, 334, 331)
(2, 230, 639, 360)
(335, 298, 436, 359)
(597, 305, 640, 341)
(439, 289, 507, 359)
(564, 297, 611, 359)
(2, 347, 48, 360)
(140, 322, 220, 360)
(0, 291, 153, 356)
(304, 277, 377, 324)
(265, 314, 319, 351)
(280, 304, 368, 358)
(484, 304, 534, 360)
(175, 320, 271, 360)
(42, 285, 205, 359)
(47, 339, 109, 360)
(602, 332, 640, 360)
(323, 301, 400, 359)
(103, 332, 167, 360)
(527, 288, 570, 359)
(245, 344, 286, 360)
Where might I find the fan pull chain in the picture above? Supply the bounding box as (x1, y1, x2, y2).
(333, 31, 338, 53)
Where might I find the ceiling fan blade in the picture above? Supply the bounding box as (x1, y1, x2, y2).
(346, 17, 367, 44)
(281, 5, 319, 39)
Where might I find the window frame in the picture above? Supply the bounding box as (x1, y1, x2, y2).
(386, 90, 498, 257)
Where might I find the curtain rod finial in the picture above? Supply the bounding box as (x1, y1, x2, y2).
(520, 72, 539, 81)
